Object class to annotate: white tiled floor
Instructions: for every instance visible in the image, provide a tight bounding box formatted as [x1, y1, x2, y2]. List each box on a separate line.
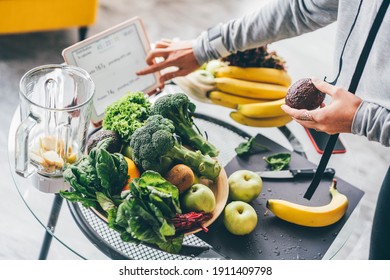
[1, 0, 389, 259]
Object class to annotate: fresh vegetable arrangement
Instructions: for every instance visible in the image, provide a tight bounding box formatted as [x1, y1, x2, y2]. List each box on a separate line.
[61, 91, 223, 254]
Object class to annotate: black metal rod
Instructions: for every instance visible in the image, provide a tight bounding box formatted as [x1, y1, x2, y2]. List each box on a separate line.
[304, 133, 339, 200]
[38, 194, 64, 260]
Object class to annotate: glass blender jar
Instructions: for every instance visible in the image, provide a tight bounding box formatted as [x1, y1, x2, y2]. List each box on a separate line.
[15, 64, 95, 193]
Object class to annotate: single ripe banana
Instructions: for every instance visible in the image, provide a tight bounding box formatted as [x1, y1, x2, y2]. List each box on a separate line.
[230, 112, 292, 127]
[215, 66, 292, 87]
[266, 179, 348, 227]
[215, 77, 288, 100]
[208, 90, 268, 105]
[237, 98, 286, 118]
[209, 97, 237, 109]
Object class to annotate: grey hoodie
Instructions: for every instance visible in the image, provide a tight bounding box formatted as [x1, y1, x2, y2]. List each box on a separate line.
[193, 0, 390, 147]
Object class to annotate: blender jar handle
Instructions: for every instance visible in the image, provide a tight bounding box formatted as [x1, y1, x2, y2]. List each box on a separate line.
[15, 113, 39, 177]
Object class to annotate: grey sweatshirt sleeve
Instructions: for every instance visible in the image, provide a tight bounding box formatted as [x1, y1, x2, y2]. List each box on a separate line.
[352, 101, 390, 147]
[193, 0, 339, 65]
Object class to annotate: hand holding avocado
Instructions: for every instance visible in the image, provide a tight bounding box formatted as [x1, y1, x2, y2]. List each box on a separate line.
[281, 77, 363, 134]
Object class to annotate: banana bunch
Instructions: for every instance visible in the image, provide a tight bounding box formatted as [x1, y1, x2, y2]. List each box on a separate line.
[206, 64, 293, 127]
[267, 179, 349, 227]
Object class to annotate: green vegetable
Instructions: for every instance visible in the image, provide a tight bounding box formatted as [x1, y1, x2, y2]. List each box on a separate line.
[60, 139, 129, 209]
[102, 92, 151, 143]
[263, 152, 291, 171]
[152, 93, 219, 157]
[130, 115, 221, 180]
[113, 171, 183, 254]
[235, 136, 269, 156]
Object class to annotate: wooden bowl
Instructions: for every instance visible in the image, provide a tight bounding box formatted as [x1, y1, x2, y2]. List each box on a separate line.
[90, 167, 229, 236]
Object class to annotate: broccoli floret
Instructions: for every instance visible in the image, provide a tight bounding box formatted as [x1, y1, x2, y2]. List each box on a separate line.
[103, 92, 151, 143]
[152, 93, 219, 157]
[130, 115, 221, 180]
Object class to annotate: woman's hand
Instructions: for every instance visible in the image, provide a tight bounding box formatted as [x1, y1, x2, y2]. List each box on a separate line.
[281, 78, 363, 134]
[136, 39, 201, 89]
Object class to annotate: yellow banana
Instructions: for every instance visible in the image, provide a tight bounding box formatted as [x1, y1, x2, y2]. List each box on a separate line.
[208, 90, 267, 105]
[266, 179, 348, 227]
[237, 98, 286, 118]
[230, 112, 292, 127]
[209, 97, 237, 109]
[215, 66, 292, 87]
[215, 77, 288, 100]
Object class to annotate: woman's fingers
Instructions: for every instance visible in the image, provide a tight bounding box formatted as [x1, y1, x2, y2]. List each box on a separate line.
[281, 105, 316, 122]
[159, 68, 189, 83]
[144, 48, 172, 65]
[154, 41, 171, 48]
[311, 77, 335, 97]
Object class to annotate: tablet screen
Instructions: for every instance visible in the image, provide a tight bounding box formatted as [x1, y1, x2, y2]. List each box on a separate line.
[62, 17, 159, 124]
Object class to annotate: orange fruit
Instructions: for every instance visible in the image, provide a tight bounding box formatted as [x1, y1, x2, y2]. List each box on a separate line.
[123, 156, 140, 190]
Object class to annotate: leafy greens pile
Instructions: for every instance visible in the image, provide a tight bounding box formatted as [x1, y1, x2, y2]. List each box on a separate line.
[60, 139, 128, 209]
[100, 171, 184, 254]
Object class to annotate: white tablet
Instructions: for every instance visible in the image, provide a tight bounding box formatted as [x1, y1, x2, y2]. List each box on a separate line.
[62, 17, 160, 126]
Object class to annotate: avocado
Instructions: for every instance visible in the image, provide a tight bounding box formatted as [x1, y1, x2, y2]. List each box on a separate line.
[285, 78, 325, 110]
[86, 130, 122, 154]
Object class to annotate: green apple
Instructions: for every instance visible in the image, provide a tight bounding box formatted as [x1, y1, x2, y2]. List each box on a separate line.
[228, 170, 262, 202]
[223, 201, 258, 235]
[181, 183, 216, 213]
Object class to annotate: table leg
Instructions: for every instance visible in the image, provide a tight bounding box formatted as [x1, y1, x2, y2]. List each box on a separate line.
[38, 194, 64, 260]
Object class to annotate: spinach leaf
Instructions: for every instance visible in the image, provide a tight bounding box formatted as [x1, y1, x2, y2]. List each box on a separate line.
[92, 149, 128, 197]
[59, 191, 96, 208]
[96, 192, 118, 229]
[235, 137, 269, 157]
[263, 152, 291, 171]
[61, 145, 129, 207]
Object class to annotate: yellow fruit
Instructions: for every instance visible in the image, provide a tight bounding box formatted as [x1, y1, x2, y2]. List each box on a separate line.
[237, 98, 286, 118]
[66, 153, 77, 164]
[209, 97, 237, 109]
[215, 66, 292, 87]
[230, 112, 292, 127]
[123, 156, 140, 190]
[266, 179, 348, 227]
[208, 90, 267, 105]
[215, 77, 288, 100]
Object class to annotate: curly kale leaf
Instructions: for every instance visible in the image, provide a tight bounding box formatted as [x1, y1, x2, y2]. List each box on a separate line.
[102, 92, 151, 143]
